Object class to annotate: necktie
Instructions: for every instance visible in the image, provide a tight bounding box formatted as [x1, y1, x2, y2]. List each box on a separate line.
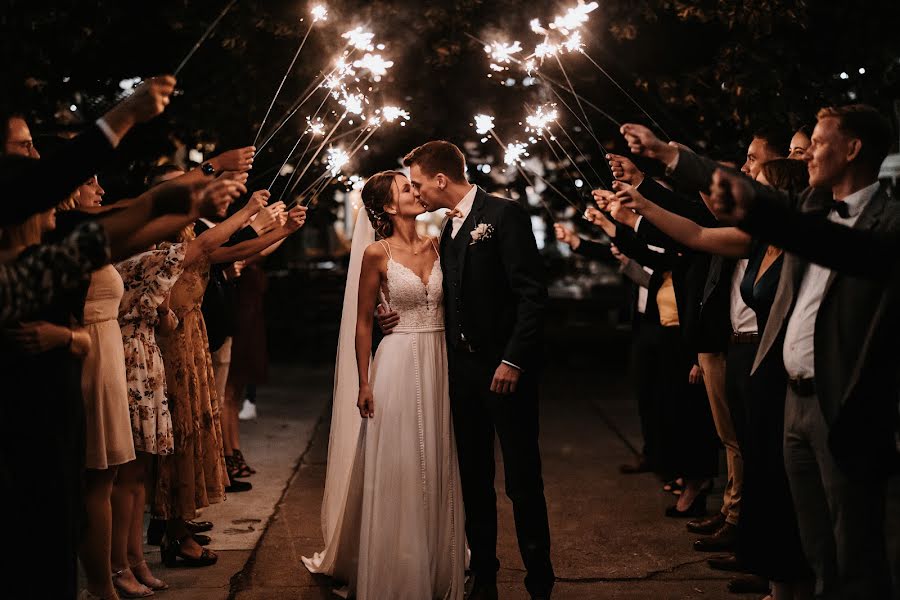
[824, 200, 850, 218]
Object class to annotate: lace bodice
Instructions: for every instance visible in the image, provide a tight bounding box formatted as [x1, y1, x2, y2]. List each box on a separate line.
[379, 240, 444, 333]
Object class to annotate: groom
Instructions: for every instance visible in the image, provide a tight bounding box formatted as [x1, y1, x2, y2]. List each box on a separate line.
[382, 140, 554, 599]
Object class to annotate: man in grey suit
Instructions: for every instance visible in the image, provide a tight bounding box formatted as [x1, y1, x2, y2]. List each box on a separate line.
[620, 104, 897, 599]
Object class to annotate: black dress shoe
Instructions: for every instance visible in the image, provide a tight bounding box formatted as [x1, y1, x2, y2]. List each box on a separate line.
[193, 533, 211, 546]
[467, 578, 498, 600]
[693, 522, 737, 552]
[185, 520, 214, 533]
[226, 477, 252, 493]
[665, 492, 707, 518]
[686, 511, 726, 535]
[707, 554, 746, 573]
[728, 574, 769, 594]
[619, 456, 653, 474]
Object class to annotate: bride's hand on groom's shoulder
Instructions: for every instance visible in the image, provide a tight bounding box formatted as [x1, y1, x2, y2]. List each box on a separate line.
[375, 304, 399, 335]
[357, 384, 375, 418]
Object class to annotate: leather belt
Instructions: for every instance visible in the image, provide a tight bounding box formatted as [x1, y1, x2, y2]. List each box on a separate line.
[730, 331, 759, 345]
[787, 377, 816, 397]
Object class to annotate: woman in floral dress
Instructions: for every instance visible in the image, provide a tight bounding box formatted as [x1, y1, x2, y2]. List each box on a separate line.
[109, 242, 187, 594]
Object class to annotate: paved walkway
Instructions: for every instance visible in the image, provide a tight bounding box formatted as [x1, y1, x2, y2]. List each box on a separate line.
[138, 356, 900, 599]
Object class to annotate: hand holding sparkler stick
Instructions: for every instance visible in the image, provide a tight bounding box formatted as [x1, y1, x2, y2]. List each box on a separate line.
[606, 154, 644, 186]
[103, 76, 177, 139]
[554, 223, 582, 250]
[620, 123, 678, 164]
[208, 146, 256, 173]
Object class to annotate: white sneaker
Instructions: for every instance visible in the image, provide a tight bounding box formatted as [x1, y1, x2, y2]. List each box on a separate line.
[238, 398, 257, 421]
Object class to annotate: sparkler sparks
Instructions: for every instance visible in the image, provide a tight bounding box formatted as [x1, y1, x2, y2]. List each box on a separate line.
[550, 1, 599, 34]
[306, 116, 326, 136]
[504, 142, 530, 166]
[562, 30, 584, 53]
[474, 114, 495, 135]
[381, 106, 411, 122]
[352, 53, 394, 79]
[534, 41, 560, 60]
[342, 27, 375, 51]
[525, 104, 559, 135]
[339, 92, 365, 115]
[484, 40, 522, 71]
[530, 19, 548, 35]
[326, 147, 350, 176]
[310, 4, 328, 22]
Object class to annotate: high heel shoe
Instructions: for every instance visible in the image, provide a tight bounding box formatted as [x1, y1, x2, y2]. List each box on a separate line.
[130, 560, 168, 591]
[161, 534, 218, 568]
[233, 449, 256, 476]
[112, 568, 154, 598]
[665, 492, 708, 518]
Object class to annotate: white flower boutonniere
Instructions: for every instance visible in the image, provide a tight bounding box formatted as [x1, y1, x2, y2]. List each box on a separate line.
[470, 222, 495, 245]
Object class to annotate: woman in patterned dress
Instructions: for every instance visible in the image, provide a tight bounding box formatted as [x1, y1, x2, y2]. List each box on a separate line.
[109, 242, 187, 594]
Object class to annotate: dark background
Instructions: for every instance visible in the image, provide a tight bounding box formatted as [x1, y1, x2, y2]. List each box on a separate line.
[3, 0, 899, 359]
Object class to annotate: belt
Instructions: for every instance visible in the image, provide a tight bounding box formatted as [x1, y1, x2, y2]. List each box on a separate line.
[787, 377, 816, 397]
[730, 331, 759, 345]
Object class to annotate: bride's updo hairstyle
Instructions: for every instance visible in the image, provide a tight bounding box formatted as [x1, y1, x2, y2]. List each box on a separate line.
[360, 170, 402, 238]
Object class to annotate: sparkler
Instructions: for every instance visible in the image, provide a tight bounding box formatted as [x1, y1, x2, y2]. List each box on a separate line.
[173, 0, 238, 76]
[326, 147, 351, 176]
[252, 3, 328, 147]
[484, 40, 523, 72]
[342, 27, 375, 51]
[352, 53, 395, 80]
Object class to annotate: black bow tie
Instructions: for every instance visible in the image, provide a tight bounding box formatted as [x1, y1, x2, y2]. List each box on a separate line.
[824, 200, 850, 219]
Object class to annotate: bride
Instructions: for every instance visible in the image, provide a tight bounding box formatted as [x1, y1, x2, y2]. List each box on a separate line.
[302, 171, 465, 599]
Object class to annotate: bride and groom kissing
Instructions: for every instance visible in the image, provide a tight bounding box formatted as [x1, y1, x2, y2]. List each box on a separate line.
[302, 141, 555, 599]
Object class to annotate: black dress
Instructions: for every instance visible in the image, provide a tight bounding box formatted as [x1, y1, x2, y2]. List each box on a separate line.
[736, 241, 812, 582]
[0, 244, 88, 599]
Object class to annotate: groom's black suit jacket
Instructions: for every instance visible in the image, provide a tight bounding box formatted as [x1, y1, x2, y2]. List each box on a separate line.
[440, 188, 548, 371]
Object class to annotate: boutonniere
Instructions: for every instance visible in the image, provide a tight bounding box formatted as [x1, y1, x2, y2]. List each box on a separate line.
[469, 222, 495, 245]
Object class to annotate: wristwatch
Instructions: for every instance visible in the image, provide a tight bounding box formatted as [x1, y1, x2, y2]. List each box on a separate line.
[201, 161, 216, 176]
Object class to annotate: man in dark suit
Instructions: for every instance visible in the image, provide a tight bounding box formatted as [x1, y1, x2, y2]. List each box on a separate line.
[622, 104, 897, 599]
[399, 141, 554, 599]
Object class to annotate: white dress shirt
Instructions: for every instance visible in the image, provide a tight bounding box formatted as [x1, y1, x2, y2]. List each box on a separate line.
[730, 258, 758, 333]
[449, 185, 478, 239]
[95, 118, 121, 148]
[782, 182, 880, 378]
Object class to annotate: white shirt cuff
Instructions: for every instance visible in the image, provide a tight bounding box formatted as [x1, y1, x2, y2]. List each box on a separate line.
[502, 360, 523, 372]
[633, 215, 643, 232]
[95, 118, 121, 148]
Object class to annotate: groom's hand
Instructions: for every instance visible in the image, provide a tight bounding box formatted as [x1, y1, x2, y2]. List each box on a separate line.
[375, 304, 399, 335]
[491, 363, 520, 395]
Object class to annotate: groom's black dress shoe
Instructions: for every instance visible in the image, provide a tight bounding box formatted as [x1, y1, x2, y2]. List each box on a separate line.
[467, 578, 498, 600]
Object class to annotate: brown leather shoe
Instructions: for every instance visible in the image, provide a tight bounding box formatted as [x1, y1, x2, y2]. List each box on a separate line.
[693, 522, 737, 552]
[686, 511, 726, 535]
[707, 554, 745, 573]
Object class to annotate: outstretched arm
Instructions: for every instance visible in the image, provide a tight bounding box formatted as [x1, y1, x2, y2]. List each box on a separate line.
[615, 181, 752, 258]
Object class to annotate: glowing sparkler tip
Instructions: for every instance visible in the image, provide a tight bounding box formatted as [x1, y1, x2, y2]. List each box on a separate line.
[504, 142, 529, 166]
[474, 114, 495, 135]
[326, 147, 351, 176]
[525, 104, 559, 135]
[550, 1, 599, 34]
[339, 92, 366, 116]
[353, 53, 395, 78]
[381, 106, 411, 123]
[530, 19, 548, 35]
[306, 116, 326, 136]
[310, 4, 328, 22]
[484, 40, 523, 69]
[342, 27, 376, 51]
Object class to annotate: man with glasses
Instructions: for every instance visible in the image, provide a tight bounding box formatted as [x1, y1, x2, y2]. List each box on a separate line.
[2, 113, 40, 158]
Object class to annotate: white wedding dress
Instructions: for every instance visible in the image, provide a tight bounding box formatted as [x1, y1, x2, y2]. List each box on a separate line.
[302, 212, 465, 600]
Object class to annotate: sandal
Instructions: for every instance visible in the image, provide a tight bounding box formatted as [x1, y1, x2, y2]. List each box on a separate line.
[130, 560, 168, 591]
[226, 455, 252, 479]
[112, 568, 154, 598]
[161, 534, 218, 568]
[234, 449, 256, 474]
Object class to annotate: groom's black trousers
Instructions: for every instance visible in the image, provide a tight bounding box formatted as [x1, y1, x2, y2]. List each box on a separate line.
[448, 348, 555, 595]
